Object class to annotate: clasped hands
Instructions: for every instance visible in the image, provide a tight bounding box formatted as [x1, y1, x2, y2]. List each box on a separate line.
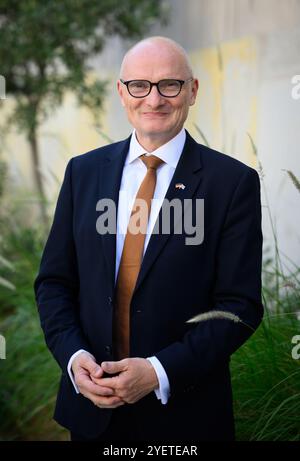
[72, 352, 159, 409]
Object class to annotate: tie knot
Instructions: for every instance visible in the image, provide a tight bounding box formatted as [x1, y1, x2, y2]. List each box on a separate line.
[140, 154, 164, 170]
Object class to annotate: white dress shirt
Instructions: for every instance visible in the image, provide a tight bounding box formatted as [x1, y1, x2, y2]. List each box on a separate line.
[68, 128, 186, 405]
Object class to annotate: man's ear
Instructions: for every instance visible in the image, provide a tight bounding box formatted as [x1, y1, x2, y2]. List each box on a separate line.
[189, 78, 199, 106]
[117, 80, 126, 107]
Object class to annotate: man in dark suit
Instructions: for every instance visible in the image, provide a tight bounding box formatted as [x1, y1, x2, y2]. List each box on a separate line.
[34, 36, 263, 441]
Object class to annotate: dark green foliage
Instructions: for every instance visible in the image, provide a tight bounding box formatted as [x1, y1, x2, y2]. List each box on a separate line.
[0, 226, 67, 440]
[0, 0, 166, 132]
[232, 315, 300, 441]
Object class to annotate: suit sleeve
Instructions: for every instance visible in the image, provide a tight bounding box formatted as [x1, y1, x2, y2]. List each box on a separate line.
[34, 159, 91, 373]
[156, 168, 264, 395]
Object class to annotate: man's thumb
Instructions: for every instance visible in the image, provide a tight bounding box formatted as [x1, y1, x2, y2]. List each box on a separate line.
[85, 358, 102, 378]
[101, 360, 124, 374]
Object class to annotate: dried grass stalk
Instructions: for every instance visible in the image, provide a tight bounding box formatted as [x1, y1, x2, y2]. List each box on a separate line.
[187, 310, 255, 331]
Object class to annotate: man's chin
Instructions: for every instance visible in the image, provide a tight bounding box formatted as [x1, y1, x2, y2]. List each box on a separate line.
[141, 130, 171, 140]
[139, 123, 173, 137]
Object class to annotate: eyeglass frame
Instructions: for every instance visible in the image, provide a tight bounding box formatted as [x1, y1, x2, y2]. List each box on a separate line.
[119, 77, 194, 98]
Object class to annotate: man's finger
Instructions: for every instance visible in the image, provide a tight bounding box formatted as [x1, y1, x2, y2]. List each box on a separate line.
[96, 401, 125, 409]
[94, 395, 124, 407]
[72, 351, 103, 379]
[83, 359, 103, 378]
[92, 376, 119, 388]
[78, 377, 114, 396]
[82, 391, 124, 408]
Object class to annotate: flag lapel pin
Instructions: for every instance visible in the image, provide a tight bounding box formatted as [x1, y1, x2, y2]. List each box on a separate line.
[175, 183, 186, 190]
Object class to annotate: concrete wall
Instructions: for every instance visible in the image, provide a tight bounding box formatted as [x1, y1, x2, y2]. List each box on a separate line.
[1, 0, 299, 269]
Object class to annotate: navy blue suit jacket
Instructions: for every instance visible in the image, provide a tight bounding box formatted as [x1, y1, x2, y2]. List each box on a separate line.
[34, 131, 263, 440]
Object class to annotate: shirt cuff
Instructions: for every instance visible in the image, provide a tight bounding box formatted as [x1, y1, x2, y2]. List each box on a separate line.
[67, 349, 95, 394]
[146, 356, 170, 405]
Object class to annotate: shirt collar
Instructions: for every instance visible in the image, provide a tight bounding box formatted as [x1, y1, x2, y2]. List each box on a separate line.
[126, 128, 186, 169]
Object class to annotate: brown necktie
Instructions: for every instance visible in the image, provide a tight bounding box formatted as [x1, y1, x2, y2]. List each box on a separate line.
[113, 154, 164, 360]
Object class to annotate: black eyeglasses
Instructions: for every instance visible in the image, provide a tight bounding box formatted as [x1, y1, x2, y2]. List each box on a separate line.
[120, 78, 194, 98]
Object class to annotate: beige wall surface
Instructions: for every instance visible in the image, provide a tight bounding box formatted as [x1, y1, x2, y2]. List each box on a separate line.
[1, 0, 299, 268]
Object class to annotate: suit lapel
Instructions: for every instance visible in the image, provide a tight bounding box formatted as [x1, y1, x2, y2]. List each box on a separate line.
[98, 136, 131, 290]
[134, 131, 203, 294]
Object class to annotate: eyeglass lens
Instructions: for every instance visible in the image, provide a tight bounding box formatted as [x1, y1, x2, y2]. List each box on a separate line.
[128, 79, 181, 97]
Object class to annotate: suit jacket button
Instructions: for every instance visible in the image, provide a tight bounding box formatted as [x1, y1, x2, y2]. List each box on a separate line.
[105, 345, 112, 355]
[108, 297, 113, 306]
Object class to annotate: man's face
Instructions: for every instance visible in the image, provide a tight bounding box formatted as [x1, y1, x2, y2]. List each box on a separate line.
[117, 45, 198, 145]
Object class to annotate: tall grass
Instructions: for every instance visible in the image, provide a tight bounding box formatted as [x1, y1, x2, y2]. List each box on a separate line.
[0, 227, 68, 440]
[230, 135, 300, 441]
[231, 302, 300, 440]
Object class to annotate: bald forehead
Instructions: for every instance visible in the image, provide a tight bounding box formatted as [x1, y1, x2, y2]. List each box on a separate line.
[120, 37, 193, 79]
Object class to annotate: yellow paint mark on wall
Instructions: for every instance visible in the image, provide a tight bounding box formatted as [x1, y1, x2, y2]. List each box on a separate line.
[188, 36, 258, 164]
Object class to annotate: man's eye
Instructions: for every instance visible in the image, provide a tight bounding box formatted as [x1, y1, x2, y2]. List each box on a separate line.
[166, 81, 178, 88]
[131, 82, 147, 89]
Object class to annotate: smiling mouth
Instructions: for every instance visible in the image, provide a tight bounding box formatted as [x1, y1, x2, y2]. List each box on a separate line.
[142, 112, 169, 117]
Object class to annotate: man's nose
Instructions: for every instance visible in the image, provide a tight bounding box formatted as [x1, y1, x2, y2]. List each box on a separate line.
[145, 85, 165, 107]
